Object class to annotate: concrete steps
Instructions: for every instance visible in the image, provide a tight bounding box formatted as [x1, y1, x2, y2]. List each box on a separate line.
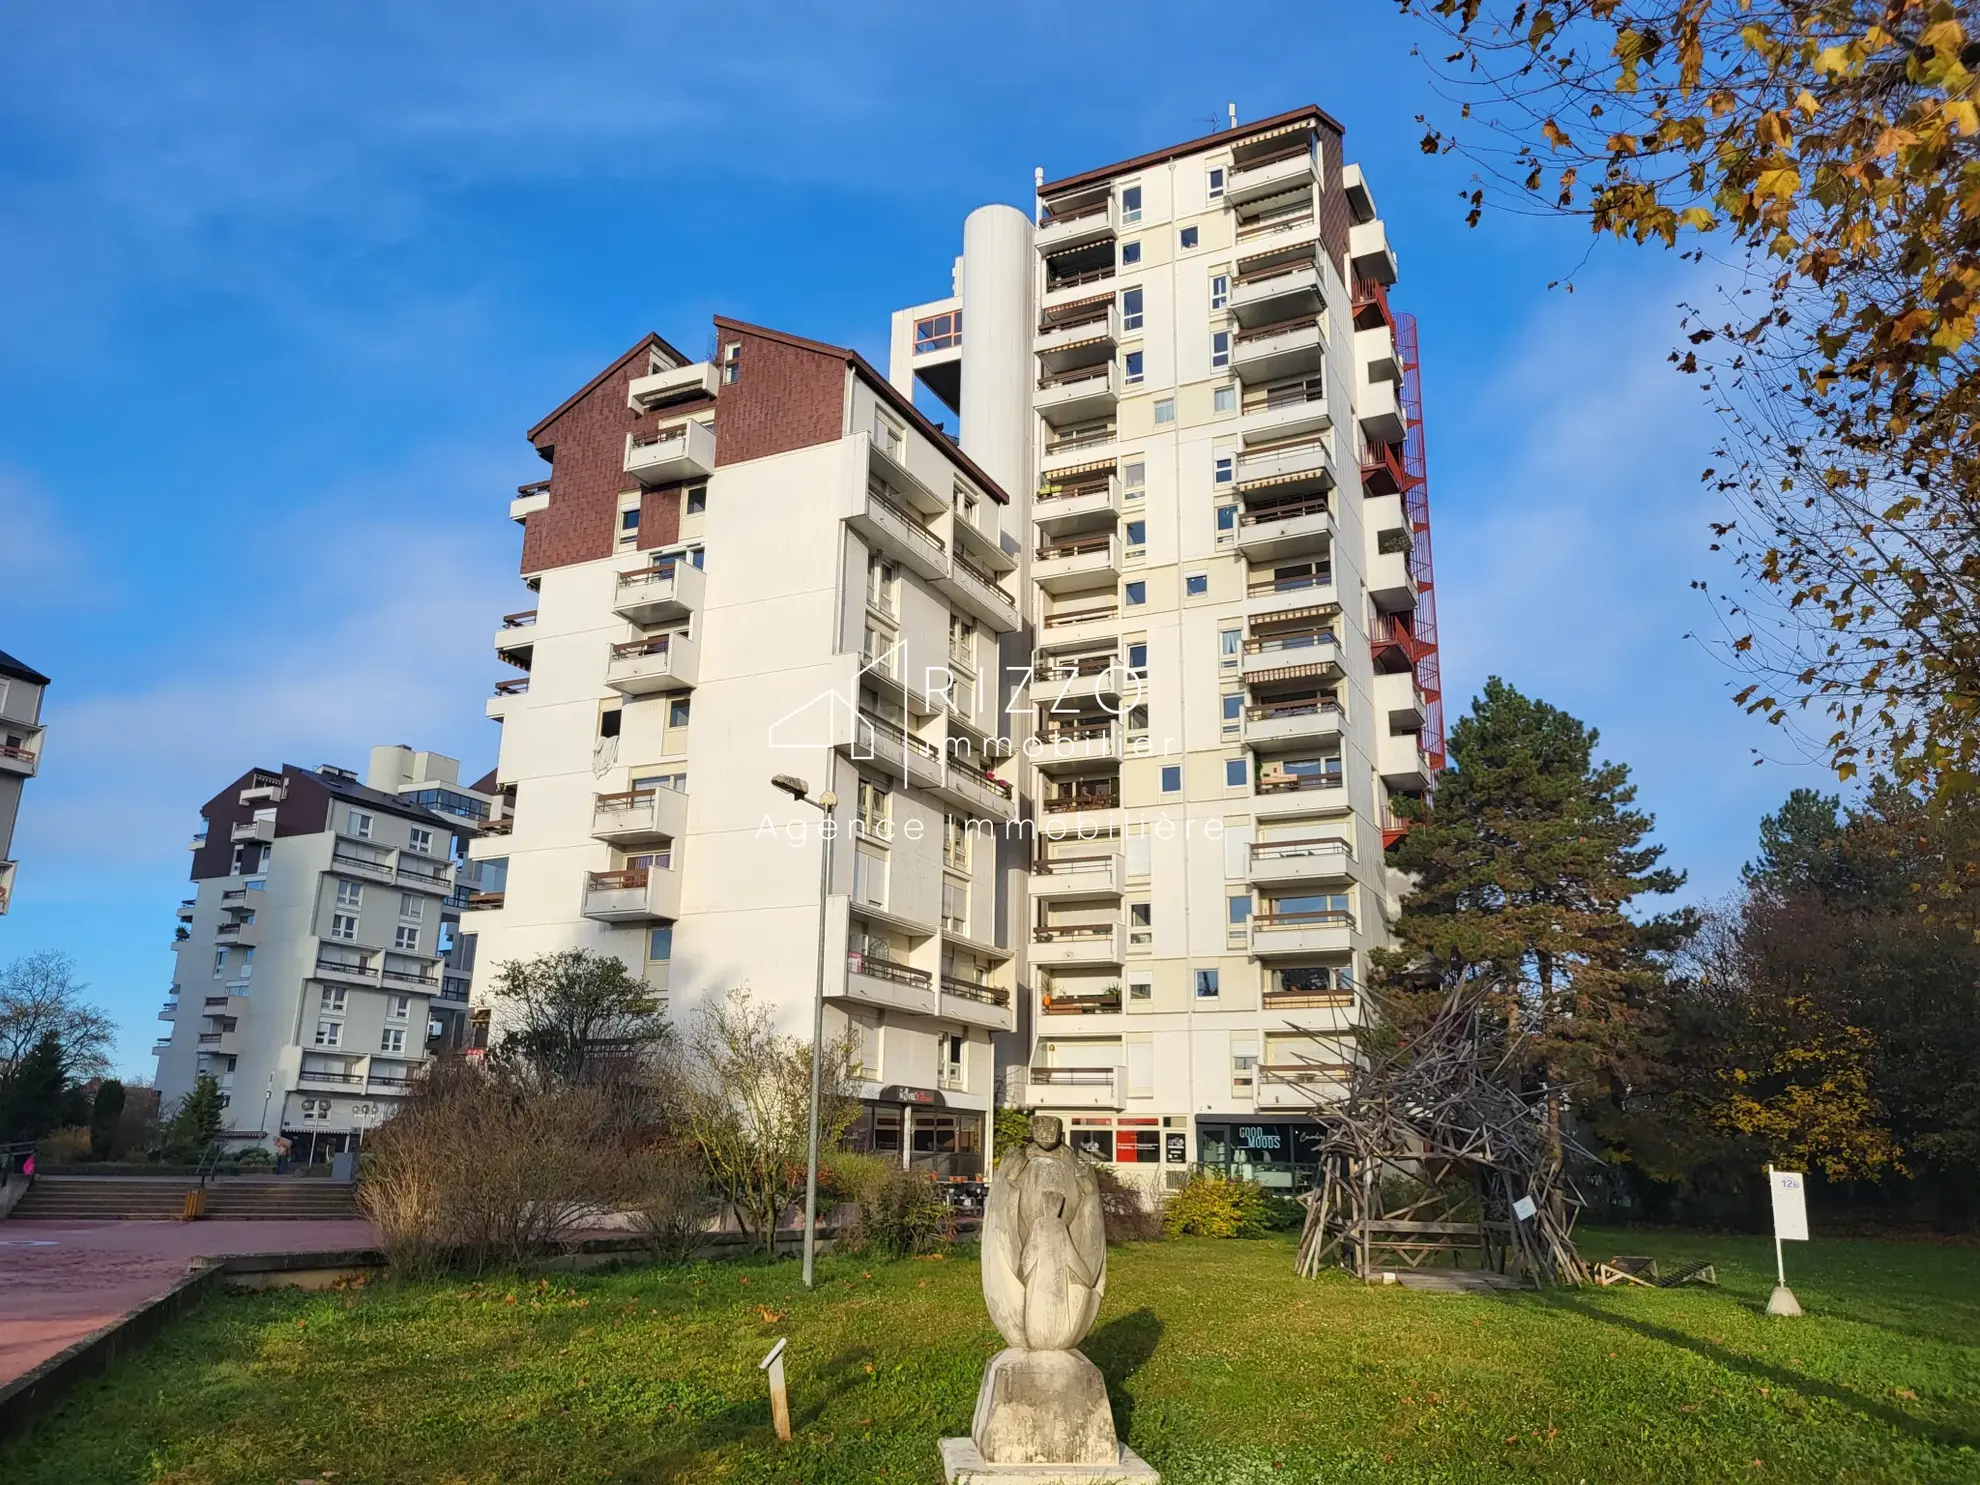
[7, 1175, 361, 1222]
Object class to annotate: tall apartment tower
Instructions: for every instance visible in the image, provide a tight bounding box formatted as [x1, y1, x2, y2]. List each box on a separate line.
[154, 754, 490, 1160]
[465, 320, 1027, 1179]
[890, 105, 1443, 1187]
[0, 649, 51, 915]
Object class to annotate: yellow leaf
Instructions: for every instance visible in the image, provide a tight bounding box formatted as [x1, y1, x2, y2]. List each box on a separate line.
[1679, 206, 1717, 231]
[1542, 118, 1573, 150]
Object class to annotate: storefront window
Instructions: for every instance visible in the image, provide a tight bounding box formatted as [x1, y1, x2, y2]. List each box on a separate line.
[1070, 1120, 1114, 1161]
[1115, 1121, 1159, 1163]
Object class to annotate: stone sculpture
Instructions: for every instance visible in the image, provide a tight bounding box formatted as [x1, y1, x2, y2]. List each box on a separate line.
[940, 1114, 1158, 1483]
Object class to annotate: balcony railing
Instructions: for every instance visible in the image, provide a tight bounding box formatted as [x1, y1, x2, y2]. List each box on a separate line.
[1045, 263, 1116, 292]
[1256, 772, 1344, 795]
[1028, 1066, 1115, 1087]
[1042, 791, 1119, 814]
[1235, 201, 1317, 241]
[1243, 376, 1326, 415]
[1243, 628, 1337, 656]
[315, 954, 379, 979]
[466, 890, 506, 909]
[1246, 698, 1342, 723]
[1036, 534, 1114, 562]
[494, 678, 530, 696]
[586, 868, 651, 893]
[941, 976, 1011, 1007]
[1253, 909, 1355, 930]
[1033, 654, 1118, 681]
[516, 479, 550, 500]
[1235, 312, 1323, 346]
[1039, 199, 1110, 230]
[331, 851, 395, 879]
[0, 743, 36, 764]
[1044, 426, 1116, 458]
[1037, 720, 1116, 744]
[1033, 924, 1117, 943]
[1259, 1062, 1354, 1085]
[867, 486, 947, 559]
[1262, 989, 1355, 1009]
[1239, 496, 1330, 528]
[610, 637, 674, 663]
[1037, 362, 1113, 392]
[847, 952, 932, 989]
[952, 551, 1016, 605]
[298, 1069, 365, 1086]
[1042, 991, 1122, 1015]
[381, 966, 441, 988]
[500, 610, 538, 629]
[397, 861, 451, 889]
[1233, 250, 1319, 290]
[1247, 570, 1332, 597]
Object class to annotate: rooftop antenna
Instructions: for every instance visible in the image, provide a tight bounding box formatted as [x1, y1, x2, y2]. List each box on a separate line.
[1034, 166, 1044, 224]
[1228, 102, 1238, 130]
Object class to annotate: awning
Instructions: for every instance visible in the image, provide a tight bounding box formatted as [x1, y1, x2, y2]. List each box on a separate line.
[1238, 470, 1331, 494]
[1237, 244, 1320, 277]
[1251, 603, 1340, 627]
[1248, 661, 1342, 685]
[1237, 119, 1319, 148]
[1040, 457, 1117, 482]
[1040, 291, 1116, 321]
[1040, 334, 1109, 357]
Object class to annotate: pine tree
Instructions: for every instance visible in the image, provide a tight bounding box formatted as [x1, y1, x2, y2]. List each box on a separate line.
[1380, 678, 1693, 1173]
[89, 1080, 126, 1159]
[0, 1031, 68, 1143]
[166, 1074, 226, 1159]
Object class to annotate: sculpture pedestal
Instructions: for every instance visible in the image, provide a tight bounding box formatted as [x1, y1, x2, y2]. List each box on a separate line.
[970, 1347, 1116, 1465]
[940, 1437, 1160, 1484]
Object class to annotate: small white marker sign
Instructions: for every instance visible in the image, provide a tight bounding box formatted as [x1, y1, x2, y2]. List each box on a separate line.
[1511, 1195, 1537, 1222]
[1770, 1168, 1809, 1242]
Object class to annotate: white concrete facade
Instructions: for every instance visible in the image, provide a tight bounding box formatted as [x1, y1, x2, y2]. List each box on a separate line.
[0, 650, 51, 916]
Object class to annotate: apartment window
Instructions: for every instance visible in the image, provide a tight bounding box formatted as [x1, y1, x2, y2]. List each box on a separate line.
[1124, 580, 1147, 607]
[648, 925, 673, 962]
[668, 697, 692, 728]
[1124, 350, 1144, 386]
[686, 545, 705, 568]
[1129, 976, 1153, 1002]
[1120, 240, 1141, 267]
[230, 844, 245, 876]
[335, 880, 362, 909]
[941, 878, 968, 933]
[320, 987, 347, 1013]
[685, 485, 707, 515]
[1154, 398, 1176, 425]
[1210, 272, 1229, 309]
[600, 707, 623, 740]
[1122, 288, 1144, 333]
[1211, 330, 1231, 369]
[1207, 166, 1226, 201]
[873, 412, 905, 461]
[1216, 507, 1238, 545]
[1222, 694, 1243, 734]
[238, 948, 254, 978]
[394, 924, 421, 952]
[314, 1019, 342, 1048]
[388, 994, 411, 1021]
[1214, 385, 1237, 414]
[1195, 968, 1221, 999]
[380, 1027, 407, 1055]
[1126, 704, 1149, 735]
[1179, 225, 1198, 249]
[1121, 184, 1142, 223]
[407, 827, 433, 855]
[944, 814, 972, 872]
[620, 506, 640, 532]
[856, 778, 890, 837]
[721, 341, 741, 384]
[1126, 642, 1148, 678]
[852, 846, 888, 907]
[1185, 572, 1209, 598]
[1226, 758, 1249, 788]
[1124, 519, 1147, 550]
[1129, 901, 1153, 948]
[330, 913, 357, 941]
[1123, 460, 1146, 494]
[866, 552, 898, 617]
[399, 893, 424, 921]
[1160, 765, 1182, 793]
[954, 482, 981, 527]
[256, 844, 271, 873]
[347, 810, 372, 840]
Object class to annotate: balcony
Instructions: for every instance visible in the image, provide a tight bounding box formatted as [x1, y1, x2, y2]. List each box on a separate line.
[510, 479, 551, 523]
[1034, 533, 1121, 594]
[330, 849, 396, 881]
[1034, 471, 1121, 530]
[1257, 1062, 1352, 1109]
[623, 420, 716, 487]
[1378, 734, 1435, 794]
[1031, 922, 1125, 966]
[612, 557, 706, 626]
[941, 756, 1018, 823]
[1231, 254, 1323, 327]
[604, 633, 699, 695]
[1029, 853, 1125, 899]
[1234, 190, 1318, 247]
[1349, 218, 1399, 286]
[1254, 770, 1346, 817]
[1248, 836, 1354, 886]
[214, 919, 261, 949]
[1031, 718, 1120, 769]
[380, 961, 442, 989]
[1018, 1065, 1122, 1111]
[314, 953, 381, 985]
[1232, 313, 1325, 383]
[1356, 321, 1401, 385]
[1041, 426, 1118, 475]
[159, 1001, 177, 1021]
[1036, 363, 1121, 427]
[488, 676, 529, 718]
[465, 890, 506, 911]
[1037, 600, 1121, 648]
[844, 712, 945, 793]
[1237, 435, 1334, 497]
[851, 482, 949, 582]
[0, 732, 42, 777]
[1228, 142, 1319, 205]
[1235, 496, 1332, 563]
[837, 950, 938, 1014]
[1039, 789, 1122, 839]
[396, 857, 453, 894]
[627, 361, 718, 412]
[1373, 669, 1427, 733]
[592, 786, 689, 847]
[581, 866, 681, 923]
[1035, 299, 1121, 364]
[1042, 987, 1122, 1016]
[1246, 696, 1346, 749]
[1250, 909, 1356, 957]
[1241, 628, 1341, 681]
[1042, 260, 1117, 310]
[1036, 197, 1118, 254]
[1240, 376, 1330, 446]
[1367, 540, 1418, 614]
[297, 1064, 365, 1089]
[1032, 653, 1124, 709]
[230, 817, 275, 845]
[939, 975, 1015, 1033]
[940, 551, 1020, 633]
[1358, 379, 1408, 446]
[1263, 987, 1356, 1014]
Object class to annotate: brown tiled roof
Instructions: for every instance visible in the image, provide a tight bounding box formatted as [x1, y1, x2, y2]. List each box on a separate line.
[526, 331, 693, 445]
[1039, 104, 1344, 197]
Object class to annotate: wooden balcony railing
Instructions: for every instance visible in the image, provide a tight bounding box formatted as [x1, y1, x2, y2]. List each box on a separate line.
[516, 479, 550, 498]
[1038, 362, 1113, 391]
[847, 952, 932, 989]
[1233, 251, 1319, 289]
[586, 869, 651, 892]
[1235, 312, 1323, 345]
[1040, 199, 1109, 228]
[1246, 698, 1342, 723]
[1033, 923, 1117, 942]
[466, 891, 506, 909]
[1043, 992, 1122, 1015]
[1033, 654, 1117, 680]
[500, 609, 537, 629]
[1028, 1066, 1114, 1086]
[1037, 535, 1113, 561]
[1246, 570, 1332, 597]
[1252, 909, 1355, 929]
[1042, 792, 1119, 814]
[1239, 496, 1330, 527]
[941, 976, 1011, 1007]
[0, 743, 36, 763]
[1243, 628, 1337, 655]
[1262, 989, 1355, 1009]
[1045, 264, 1116, 292]
[609, 637, 673, 661]
[1256, 773, 1344, 795]
[494, 677, 530, 696]
[617, 558, 681, 588]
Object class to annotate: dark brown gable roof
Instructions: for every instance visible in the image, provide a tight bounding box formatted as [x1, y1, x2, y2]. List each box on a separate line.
[0, 650, 50, 686]
[526, 330, 693, 445]
[1040, 104, 1345, 196]
[710, 316, 1012, 504]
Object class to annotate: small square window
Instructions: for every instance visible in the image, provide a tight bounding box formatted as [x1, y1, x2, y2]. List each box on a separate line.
[1213, 385, 1236, 413]
[1123, 460, 1146, 492]
[1160, 765, 1182, 793]
[1222, 694, 1243, 722]
[621, 507, 640, 531]
[648, 925, 673, 961]
[686, 485, 706, 515]
[1125, 580, 1147, 606]
[1185, 572, 1209, 597]
[394, 924, 421, 951]
[1129, 978, 1153, 1001]
[1213, 454, 1234, 485]
[1225, 758, 1248, 788]
[1121, 184, 1143, 223]
[1125, 519, 1147, 547]
[1211, 331, 1230, 369]
[1216, 504, 1237, 532]
[1210, 273, 1229, 309]
[407, 827, 433, 855]
[1121, 240, 1142, 266]
[1227, 894, 1251, 924]
[1124, 350, 1144, 386]
[1127, 642, 1148, 675]
[348, 810, 372, 840]
[1195, 969, 1221, 999]
[1154, 398, 1176, 425]
[1179, 225, 1198, 249]
[669, 697, 692, 728]
[1207, 167, 1226, 201]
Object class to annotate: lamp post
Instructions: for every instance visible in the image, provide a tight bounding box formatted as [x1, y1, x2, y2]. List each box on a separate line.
[772, 773, 838, 1289]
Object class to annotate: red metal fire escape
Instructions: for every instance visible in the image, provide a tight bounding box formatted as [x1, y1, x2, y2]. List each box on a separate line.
[1354, 285, 1445, 848]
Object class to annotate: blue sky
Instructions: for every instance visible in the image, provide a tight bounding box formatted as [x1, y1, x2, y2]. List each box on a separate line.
[0, 2, 1822, 1077]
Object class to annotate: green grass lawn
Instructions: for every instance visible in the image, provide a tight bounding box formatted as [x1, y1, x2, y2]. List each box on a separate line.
[7, 1228, 1978, 1484]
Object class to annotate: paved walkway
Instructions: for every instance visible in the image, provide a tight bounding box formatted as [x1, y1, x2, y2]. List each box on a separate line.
[0, 1219, 379, 1388]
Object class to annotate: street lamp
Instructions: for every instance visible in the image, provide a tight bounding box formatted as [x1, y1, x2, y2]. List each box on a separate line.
[772, 773, 838, 1289]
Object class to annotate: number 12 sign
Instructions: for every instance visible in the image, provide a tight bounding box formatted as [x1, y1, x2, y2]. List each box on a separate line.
[1769, 1168, 1809, 1242]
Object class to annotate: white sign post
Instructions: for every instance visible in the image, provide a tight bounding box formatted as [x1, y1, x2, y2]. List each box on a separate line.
[1766, 1166, 1808, 1316]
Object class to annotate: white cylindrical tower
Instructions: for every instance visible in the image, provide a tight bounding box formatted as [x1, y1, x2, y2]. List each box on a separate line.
[958, 204, 1035, 501]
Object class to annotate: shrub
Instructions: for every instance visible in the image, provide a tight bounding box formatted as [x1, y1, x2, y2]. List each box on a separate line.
[842, 1166, 955, 1259]
[1261, 1192, 1306, 1232]
[992, 1108, 1034, 1161]
[235, 1147, 274, 1170]
[36, 1126, 91, 1164]
[1095, 1164, 1163, 1243]
[1162, 1173, 1273, 1239]
[820, 1150, 897, 1207]
[629, 1142, 712, 1263]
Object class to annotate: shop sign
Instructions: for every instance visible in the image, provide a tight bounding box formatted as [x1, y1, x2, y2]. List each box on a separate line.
[880, 1085, 940, 1106]
[1164, 1132, 1187, 1164]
